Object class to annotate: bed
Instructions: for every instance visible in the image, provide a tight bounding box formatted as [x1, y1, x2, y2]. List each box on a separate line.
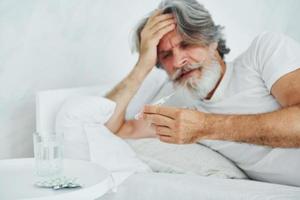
[36, 79, 300, 200]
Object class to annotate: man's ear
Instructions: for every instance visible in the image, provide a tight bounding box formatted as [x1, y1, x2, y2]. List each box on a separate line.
[209, 42, 218, 52]
[208, 42, 218, 57]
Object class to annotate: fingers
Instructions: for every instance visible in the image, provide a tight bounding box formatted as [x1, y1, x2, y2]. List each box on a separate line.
[150, 18, 175, 34]
[156, 125, 173, 136]
[153, 23, 175, 41]
[146, 9, 163, 25]
[147, 9, 163, 21]
[143, 10, 175, 41]
[143, 113, 174, 127]
[158, 135, 174, 143]
[147, 10, 173, 28]
[148, 14, 174, 30]
[143, 105, 178, 119]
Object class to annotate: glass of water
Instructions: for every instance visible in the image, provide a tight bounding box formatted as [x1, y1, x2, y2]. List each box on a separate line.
[33, 132, 64, 178]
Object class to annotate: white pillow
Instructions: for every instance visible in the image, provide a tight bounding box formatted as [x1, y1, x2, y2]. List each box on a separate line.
[56, 95, 247, 181]
[55, 95, 151, 173]
[126, 138, 247, 179]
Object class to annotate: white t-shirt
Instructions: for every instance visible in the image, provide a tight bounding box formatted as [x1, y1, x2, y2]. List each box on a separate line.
[196, 32, 300, 186]
[131, 32, 300, 186]
[150, 32, 300, 111]
[196, 31, 300, 114]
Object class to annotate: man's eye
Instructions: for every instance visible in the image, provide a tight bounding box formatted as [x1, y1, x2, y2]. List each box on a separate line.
[162, 53, 171, 59]
[181, 43, 190, 49]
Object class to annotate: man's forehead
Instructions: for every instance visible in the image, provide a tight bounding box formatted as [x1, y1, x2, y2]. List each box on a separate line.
[158, 30, 183, 52]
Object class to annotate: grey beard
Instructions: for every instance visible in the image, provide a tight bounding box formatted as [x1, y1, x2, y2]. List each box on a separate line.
[172, 59, 222, 100]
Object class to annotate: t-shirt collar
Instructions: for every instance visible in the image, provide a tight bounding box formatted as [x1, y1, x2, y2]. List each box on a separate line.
[202, 62, 233, 103]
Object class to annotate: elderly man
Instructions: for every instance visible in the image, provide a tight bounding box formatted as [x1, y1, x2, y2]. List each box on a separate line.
[105, 0, 300, 148]
[100, 0, 300, 186]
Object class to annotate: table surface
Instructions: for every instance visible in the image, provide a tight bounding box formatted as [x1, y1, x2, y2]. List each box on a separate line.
[0, 158, 114, 200]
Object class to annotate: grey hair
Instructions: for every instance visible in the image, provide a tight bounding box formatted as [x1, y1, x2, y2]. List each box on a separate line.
[131, 0, 230, 67]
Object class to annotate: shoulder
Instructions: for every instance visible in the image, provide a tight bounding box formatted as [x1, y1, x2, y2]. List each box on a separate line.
[251, 31, 300, 63]
[235, 32, 299, 67]
[254, 31, 287, 42]
[249, 32, 300, 91]
[251, 31, 292, 52]
[239, 32, 290, 58]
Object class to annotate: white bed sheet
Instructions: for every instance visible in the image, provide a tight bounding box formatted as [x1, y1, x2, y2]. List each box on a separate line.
[99, 172, 300, 200]
[40, 72, 300, 200]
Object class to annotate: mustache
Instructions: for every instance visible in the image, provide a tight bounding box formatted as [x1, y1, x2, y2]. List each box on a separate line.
[171, 62, 203, 81]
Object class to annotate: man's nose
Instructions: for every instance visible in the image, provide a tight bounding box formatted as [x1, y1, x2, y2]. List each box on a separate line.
[173, 50, 188, 69]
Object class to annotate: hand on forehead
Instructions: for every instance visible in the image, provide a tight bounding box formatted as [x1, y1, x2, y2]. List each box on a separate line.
[158, 28, 181, 49]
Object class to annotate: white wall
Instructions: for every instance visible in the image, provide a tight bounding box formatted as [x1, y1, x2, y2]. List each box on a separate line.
[0, 0, 299, 159]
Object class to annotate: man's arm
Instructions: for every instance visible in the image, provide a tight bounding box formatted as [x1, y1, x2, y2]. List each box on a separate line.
[105, 11, 175, 133]
[203, 104, 300, 147]
[205, 68, 300, 147]
[116, 119, 156, 139]
[105, 65, 150, 133]
[142, 68, 300, 148]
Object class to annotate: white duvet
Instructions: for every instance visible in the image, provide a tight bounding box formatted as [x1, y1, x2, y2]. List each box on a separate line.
[55, 93, 300, 199]
[99, 172, 300, 200]
[56, 95, 246, 184]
